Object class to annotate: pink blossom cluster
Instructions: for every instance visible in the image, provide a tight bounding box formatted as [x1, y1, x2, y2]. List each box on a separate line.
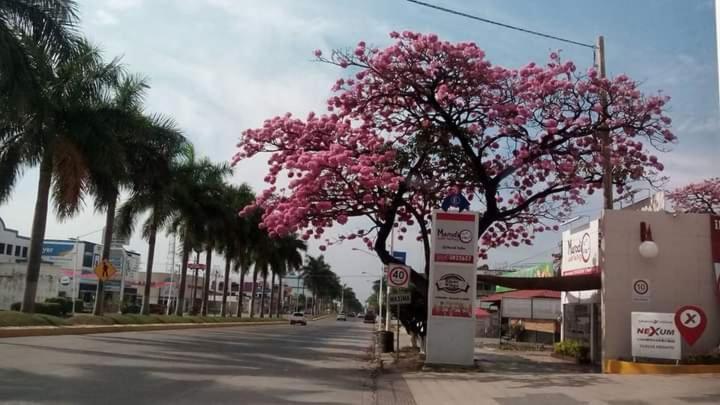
[233, 31, 676, 256]
[668, 178, 719, 215]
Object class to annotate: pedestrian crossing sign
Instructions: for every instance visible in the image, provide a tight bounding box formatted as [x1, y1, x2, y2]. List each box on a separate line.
[94, 259, 117, 281]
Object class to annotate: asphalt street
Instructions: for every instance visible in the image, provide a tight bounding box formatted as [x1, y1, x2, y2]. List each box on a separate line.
[0, 317, 376, 404]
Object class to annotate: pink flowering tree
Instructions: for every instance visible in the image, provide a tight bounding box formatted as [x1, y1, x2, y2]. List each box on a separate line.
[668, 178, 719, 215]
[233, 32, 675, 333]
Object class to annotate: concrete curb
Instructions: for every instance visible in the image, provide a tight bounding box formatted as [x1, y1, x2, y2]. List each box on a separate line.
[0, 313, 335, 338]
[0, 320, 289, 338]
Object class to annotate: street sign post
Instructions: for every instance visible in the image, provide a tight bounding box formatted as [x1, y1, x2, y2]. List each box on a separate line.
[388, 292, 412, 305]
[387, 265, 410, 288]
[388, 292, 412, 355]
[94, 259, 117, 281]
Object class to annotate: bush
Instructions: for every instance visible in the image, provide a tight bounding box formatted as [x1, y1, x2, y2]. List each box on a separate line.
[34, 302, 64, 317]
[554, 339, 590, 362]
[0, 311, 68, 327]
[10, 302, 21, 311]
[122, 304, 141, 314]
[45, 297, 73, 316]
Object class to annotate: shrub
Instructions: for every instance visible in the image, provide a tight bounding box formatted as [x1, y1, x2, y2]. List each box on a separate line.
[10, 302, 21, 311]
[74, 300, 84, 313]
[122, 304, 141, 314]
[45, 297, 73, 316]
[554, 339, 590, 362]
[33, 303, 64, 317]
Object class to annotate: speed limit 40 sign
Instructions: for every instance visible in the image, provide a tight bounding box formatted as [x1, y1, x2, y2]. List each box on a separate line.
[387, 265, 410, 288]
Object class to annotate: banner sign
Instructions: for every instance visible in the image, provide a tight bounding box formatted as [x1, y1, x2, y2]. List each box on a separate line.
[426, 209, 479, 366]
[388, 292, 412, 305]
[711, 216, 720, 299]
[631, 312, 680, 360]
[430, 266, 473, 317]
[561, 220, 600, 276]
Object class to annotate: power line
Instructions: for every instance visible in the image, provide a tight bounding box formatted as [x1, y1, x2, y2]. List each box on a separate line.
[406, 0, 596, 49]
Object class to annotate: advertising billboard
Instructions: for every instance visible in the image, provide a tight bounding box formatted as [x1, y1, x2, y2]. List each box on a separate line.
[561, 220, 600, 276]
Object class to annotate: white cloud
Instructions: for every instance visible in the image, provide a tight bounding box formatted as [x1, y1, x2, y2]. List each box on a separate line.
[94, 9, 118, 25]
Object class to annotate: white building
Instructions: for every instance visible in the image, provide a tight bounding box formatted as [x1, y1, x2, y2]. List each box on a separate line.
[0, 217, 30, 263]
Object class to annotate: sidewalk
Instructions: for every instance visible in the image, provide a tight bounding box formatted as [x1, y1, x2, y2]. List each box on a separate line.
[377, 329, 720, 405]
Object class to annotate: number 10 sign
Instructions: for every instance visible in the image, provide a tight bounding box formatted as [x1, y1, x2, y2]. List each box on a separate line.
[387, 265, 410, 288]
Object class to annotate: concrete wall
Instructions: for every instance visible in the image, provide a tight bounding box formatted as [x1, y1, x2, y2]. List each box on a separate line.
[601, 210, 720, 362]
[0, 263, 61, 309]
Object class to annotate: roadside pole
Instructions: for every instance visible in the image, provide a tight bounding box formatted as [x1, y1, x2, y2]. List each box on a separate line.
[596, 35, 612, 209]
[117, 255, 125, 314]
[396, 302, 400, 360]
[378, 265, 384, 331]
[72, 238, 79, 316]
[385, 229, 394, 332]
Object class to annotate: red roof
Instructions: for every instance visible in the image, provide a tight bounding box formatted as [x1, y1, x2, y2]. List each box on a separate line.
[475, 308, 491, 318]
[480, 289, 561, 302]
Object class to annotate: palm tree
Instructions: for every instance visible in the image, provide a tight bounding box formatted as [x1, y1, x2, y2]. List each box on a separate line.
[114, 119, 188, 315]
[85, 74, 164, 316]
[0, 0, 78, 113]
[215, 183, 254, 317]
[235, 241, 254, 317]
[269, 235, 306, 317]
[1, 37, 124, 312]
[302, 255, 332, 316]
[163, 148, 230, 316]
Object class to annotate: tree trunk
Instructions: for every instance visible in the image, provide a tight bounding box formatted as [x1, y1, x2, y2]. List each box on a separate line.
[141, 225, 157, 315]
[221, 256, 231, 317]
[22, 152, 53, 313]
[260, 271, 268, 318]
[237, 268, 246, 317]
[94, 195, 117, 316]
[249, 268, 258, 318]
[201, 245, 212, 316]
[269, 271, 276, 318]
[175, 239, 191, 316]
[277, 274, 283, 318]
[191, 251, 199, 313]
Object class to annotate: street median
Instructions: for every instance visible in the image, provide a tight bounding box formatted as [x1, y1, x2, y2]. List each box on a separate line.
[0, 311, 300, 338]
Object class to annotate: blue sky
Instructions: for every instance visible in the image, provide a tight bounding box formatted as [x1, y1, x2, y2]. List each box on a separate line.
[1, 0, 718, 300]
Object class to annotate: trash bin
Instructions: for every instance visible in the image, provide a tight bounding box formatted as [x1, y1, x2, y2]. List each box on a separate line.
[377, 331, 394, 353]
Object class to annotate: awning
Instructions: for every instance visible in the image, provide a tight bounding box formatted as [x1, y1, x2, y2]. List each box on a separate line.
[477, 273, 600, 292]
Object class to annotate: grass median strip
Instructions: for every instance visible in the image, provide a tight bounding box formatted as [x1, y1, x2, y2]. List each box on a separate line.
[0, 311, 286, 328]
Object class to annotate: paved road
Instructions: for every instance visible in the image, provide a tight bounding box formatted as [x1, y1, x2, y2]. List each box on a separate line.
[0, 318, 376, 404]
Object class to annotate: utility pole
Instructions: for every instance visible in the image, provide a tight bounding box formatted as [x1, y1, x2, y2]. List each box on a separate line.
[596, 35, 613, 209]
[340, 284, 345, 313]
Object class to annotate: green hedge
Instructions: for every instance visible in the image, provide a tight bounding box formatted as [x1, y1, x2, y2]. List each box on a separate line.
[1, 311, 284, 327]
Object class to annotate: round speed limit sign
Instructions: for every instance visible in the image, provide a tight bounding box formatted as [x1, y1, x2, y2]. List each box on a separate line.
[387, 265, 410, 288]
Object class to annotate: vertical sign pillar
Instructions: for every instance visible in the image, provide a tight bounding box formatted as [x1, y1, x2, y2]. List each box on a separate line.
[426, 210, 479, 366]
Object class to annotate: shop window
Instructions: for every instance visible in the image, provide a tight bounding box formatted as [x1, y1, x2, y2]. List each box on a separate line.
[0, 243, 4, 254]
[6, 244, 12, 255]
[22, 247, 27, 258]
[14, 245, 21, 256]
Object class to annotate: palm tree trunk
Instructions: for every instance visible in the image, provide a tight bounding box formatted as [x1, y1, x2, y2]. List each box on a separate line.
[260, 271, 268, 318]
[22, 152, 53, 313]
[175, 239, 191, 316]
[269, 271, 276, 318]
[191, 251, 199, 313]
[221, 256, 231, 317]
[201, 245, 212, 316]
[141, 224, 157, 315]
[237, 269, 246, 317]
[249, 268, 258, 318]
[277, 274, 283, 318]
[94, 194, 117, 316]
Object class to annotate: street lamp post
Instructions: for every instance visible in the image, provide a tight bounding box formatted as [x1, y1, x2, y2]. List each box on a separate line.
[353, 248, 384, 331]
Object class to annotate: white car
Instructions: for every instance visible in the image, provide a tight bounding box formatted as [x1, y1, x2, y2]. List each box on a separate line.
[289, 312, 307, 325]
[336, 313, 347, 321]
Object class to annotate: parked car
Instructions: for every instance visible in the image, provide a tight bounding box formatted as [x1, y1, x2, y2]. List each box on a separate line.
[363, 313, 376, 324]
[289, 312, 307, 325]
[357, 312, 365, 318]
[348, 312, 356, 318]
[336, 312, 347, 321]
